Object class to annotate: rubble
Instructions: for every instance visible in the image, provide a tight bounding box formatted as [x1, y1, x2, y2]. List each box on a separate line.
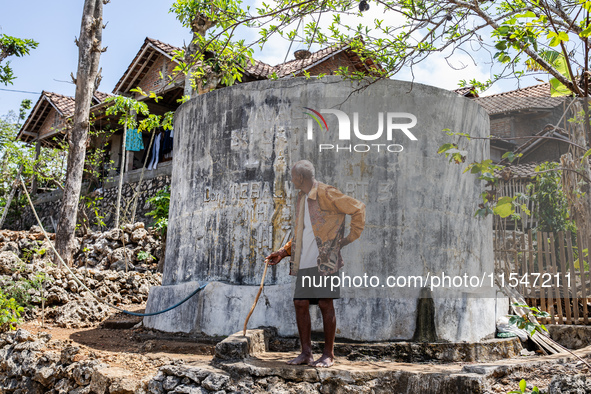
[0, 222, 163, 272]
[0, 224, 162, 329]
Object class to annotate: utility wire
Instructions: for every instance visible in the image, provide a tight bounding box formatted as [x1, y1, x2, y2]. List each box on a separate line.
[0, 88, 41, 94]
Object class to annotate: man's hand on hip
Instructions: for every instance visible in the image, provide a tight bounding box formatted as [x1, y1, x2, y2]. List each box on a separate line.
[339, 238, 351, 248]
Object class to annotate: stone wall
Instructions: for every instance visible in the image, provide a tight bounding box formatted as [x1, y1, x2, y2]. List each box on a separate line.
[3, 164, 172, 232]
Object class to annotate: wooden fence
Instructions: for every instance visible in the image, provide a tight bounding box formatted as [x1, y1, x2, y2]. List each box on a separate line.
[494, 230, 590, 325]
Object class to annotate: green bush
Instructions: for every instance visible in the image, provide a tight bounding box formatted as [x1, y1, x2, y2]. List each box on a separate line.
[146, 186, 170, 237]
[0, 290, 24, 332]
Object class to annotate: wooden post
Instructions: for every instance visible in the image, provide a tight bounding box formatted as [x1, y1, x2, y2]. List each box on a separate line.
[566, 232, 580, 322]
[31, 139, 41, 195]
[577, 232, 589, 324]
[558, 232, 572, 324]
[549, 233, 563, 324]
[542, 232, 555, 324]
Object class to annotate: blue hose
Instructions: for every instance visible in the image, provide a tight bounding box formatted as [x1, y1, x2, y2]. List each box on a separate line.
[119, 283, 208, 317]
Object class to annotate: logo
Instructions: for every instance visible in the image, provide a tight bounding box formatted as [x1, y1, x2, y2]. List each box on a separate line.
[304, 108, 417, 153]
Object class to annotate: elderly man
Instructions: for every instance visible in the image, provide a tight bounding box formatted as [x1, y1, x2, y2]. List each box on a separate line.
[266, 160, 365, 368]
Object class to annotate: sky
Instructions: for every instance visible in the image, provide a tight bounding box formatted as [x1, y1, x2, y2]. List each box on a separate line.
[0, 1, 543, 118]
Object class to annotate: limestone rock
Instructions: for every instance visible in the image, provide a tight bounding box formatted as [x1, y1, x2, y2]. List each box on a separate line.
[132, 228, 148, 243]
[201, 372, 230, 391]
[90, 366, 143, 394]
[0, 251, 21, 274]
[548, 374, 591, 393]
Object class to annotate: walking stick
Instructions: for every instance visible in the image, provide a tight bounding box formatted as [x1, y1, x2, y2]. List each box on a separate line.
[243, 259, 269, 336]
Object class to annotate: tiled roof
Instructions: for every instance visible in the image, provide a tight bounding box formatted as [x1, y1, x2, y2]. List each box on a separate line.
[494, 163, 541, 180]
[17, 90, 111, 143]
[273, 43, 349, 78]
[93, 91, 113, 103]
[475, 83, 566, 115]
[43, 91, 76, 117]
[146, 37, 178, 57]
[114, 37, 369, 93]
[454, 86, 479, 97]
[487, 82, 552, 98]
[243, 59, 274, 78]
[40, 91, 111, 118]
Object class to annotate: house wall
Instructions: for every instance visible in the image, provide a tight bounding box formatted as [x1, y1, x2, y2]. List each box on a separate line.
[490, 116, 513, 138]
[305, 51, 360, 75]
[134, 54, 177, 98]
[38, 108, 67, 139]
[522, 140, 571, 163]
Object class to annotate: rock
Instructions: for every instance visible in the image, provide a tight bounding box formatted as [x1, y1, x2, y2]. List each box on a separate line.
[70, 361, 98, 386]
[110, 259, 135, 272]
[94, 238, 111, 254]
[201, 373, 230, 392]
[131, 228, 148, 243]
[90, 366, 143, 394]
[32, 366, 56, 386]
[159, 365, 211, 385]
[45, 285, 71, 305]
[61, 345, 81, 363]
[148, 379, 164, 394]
[548, 374, 591, 393]
[105, 228, 122, 241]
[110, 247, 133, 264]
[53, 296, 111, 328]
[0, 251, 21, 274]
[0, 241, 19, 255]
[170, 385, 205, 394]
[14, 329, 33, 342]
[163, 375, 181, 390]
[134, 222, 145, 230]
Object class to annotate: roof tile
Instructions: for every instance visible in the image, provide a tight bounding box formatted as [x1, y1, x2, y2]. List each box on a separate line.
[474, 83, 566, 115]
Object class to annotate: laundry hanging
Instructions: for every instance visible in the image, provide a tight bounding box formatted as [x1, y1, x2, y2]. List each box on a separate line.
[125, 128, 144, 151]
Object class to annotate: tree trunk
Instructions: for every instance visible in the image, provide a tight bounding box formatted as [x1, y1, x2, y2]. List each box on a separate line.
[0, 165, 23, 229]
[183, 14, 216, 98]
[114, 122, 127, 229]
[55, 0, 105, 266]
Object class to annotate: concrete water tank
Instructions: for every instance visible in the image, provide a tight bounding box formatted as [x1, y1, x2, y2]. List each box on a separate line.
[144, 77, 501, 342]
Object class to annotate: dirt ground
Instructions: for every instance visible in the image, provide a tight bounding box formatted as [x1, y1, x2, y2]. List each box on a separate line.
[20, 304, 214, 381]
[19, 306, 591, 393]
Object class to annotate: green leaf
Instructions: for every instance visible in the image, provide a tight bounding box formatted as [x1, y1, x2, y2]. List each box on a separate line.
[580, 25, 591, 38]
[550, 78, 572, 97]
[493, 196, 514, 218]
[520, 379, 527, 392]
[495, 41, 507, 50]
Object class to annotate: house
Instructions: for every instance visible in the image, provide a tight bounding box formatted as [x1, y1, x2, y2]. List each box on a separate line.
[465, 83, 576, 231]
[11, 38, 379, 230]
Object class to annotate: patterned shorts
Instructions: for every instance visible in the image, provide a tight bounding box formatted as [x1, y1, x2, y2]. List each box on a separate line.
[293, 267, 340, 305]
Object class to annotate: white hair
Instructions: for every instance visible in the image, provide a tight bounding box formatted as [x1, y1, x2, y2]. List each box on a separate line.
[292, 160, 315, 180]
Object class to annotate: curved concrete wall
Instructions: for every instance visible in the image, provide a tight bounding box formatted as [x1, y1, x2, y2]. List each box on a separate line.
[144, 77, 498, 342]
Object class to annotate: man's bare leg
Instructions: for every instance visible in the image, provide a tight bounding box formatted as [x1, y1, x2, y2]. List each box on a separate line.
[287, 299, 314, 365]
[312, 298, 336, 367]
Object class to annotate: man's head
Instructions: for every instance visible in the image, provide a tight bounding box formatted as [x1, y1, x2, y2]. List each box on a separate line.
[291, 160, 315, 191]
